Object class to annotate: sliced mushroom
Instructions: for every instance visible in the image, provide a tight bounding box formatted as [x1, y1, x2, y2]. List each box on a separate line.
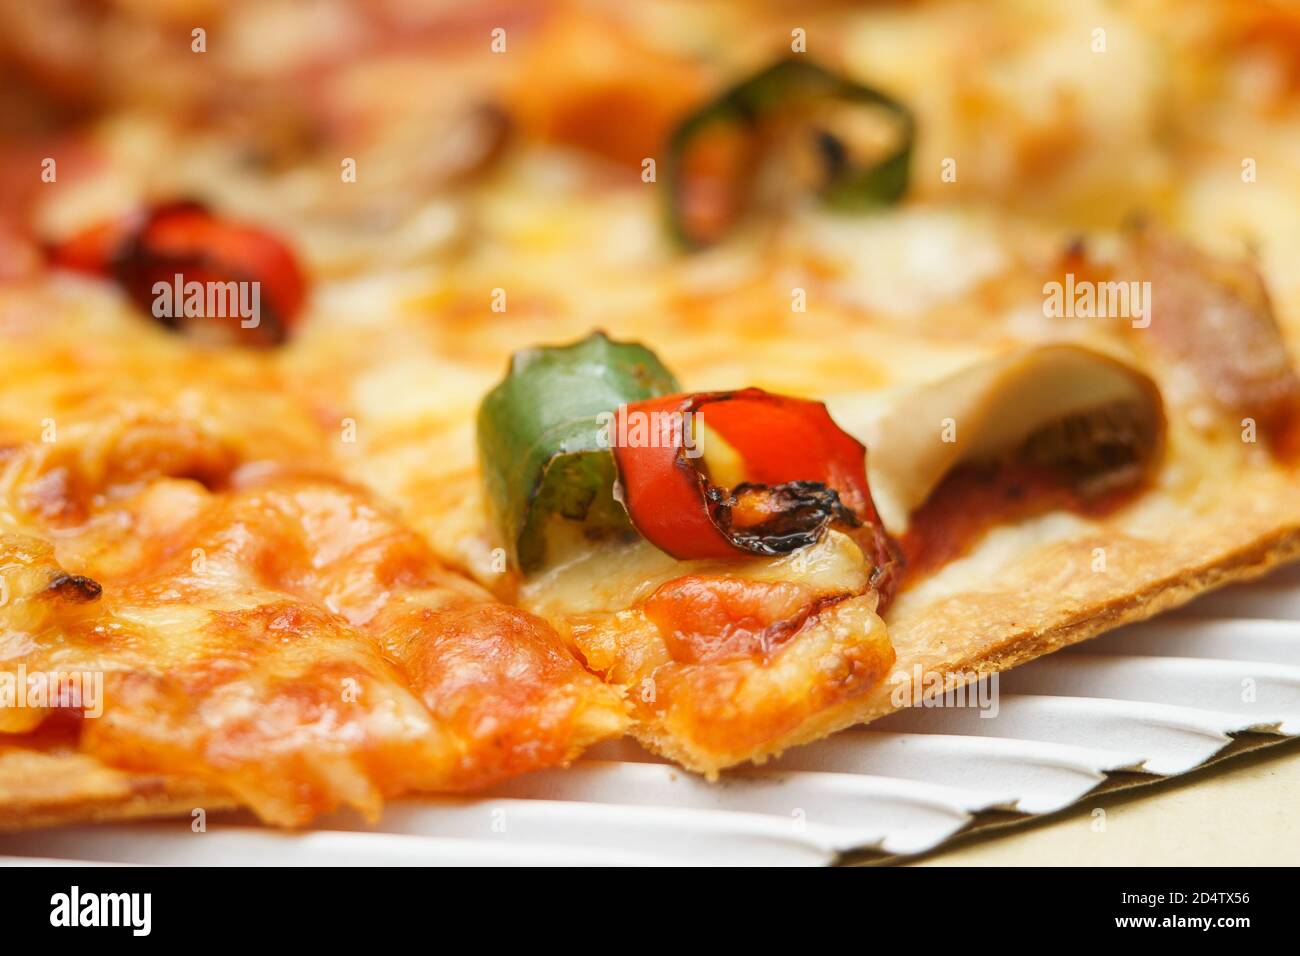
[831, 344, 1165, 531]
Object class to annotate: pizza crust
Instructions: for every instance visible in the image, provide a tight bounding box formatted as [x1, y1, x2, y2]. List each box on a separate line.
[733, 470, 1300, 765]
[0, 746, 237, 833]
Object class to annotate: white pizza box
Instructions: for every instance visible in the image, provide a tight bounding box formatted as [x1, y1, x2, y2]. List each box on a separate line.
[2, 563, 1297, 866]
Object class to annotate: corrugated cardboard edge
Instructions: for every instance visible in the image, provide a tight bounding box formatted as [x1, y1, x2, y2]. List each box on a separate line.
[847, 732, 1300, 866]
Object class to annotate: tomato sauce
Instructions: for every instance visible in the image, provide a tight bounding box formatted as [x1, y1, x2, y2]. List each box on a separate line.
[898, 461, 1143, 589]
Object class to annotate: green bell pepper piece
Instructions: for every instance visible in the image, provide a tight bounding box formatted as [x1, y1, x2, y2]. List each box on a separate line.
[665, 57, 915, 247]
[477, 331, 681, 572]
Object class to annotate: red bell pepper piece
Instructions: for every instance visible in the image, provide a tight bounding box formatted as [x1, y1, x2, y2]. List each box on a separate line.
[45, 214, 140, 277]
[47, 201, 306, 345]
[613, 388, 901, 605]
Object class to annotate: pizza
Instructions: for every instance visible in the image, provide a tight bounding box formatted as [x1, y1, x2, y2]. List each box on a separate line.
[2, 0, 1300, 828]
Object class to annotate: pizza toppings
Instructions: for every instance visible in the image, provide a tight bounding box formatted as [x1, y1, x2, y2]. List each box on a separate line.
[1123, 226, 1300, 443]
[47, 201, 307, 346]
[477, 331, 681, 572]
[833, 345, 1165, 584]
[666, 57, 914, 247]
[850, 345, 1166, 533]
[613, 389, 900, 604]
[45, 215, 138, 276]
[478, 334, 901, 604]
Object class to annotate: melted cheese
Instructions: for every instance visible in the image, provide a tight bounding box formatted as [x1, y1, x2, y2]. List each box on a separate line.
[521, 530, 869, 618]
[0, 288, 626, 824]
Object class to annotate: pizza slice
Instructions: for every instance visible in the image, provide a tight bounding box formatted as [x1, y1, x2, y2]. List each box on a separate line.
[0, 290, 626, 829]
[5, 0, 1300, 833]
[464, 331, 1176, 773]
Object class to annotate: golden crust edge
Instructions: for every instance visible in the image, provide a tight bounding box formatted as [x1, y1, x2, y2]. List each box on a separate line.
[0, 780, 241, 833]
